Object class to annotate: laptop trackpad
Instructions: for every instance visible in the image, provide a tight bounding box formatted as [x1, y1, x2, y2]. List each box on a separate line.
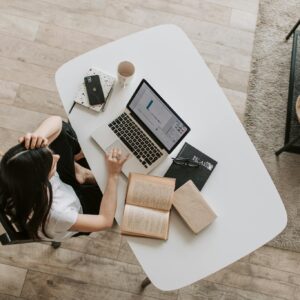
[105, 140, 131, 158]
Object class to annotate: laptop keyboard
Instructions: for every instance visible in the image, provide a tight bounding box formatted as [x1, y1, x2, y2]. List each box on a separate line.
[108, 113, 163, 168]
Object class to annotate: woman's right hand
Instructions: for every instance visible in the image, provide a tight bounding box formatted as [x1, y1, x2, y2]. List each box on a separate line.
[105, 148, 129, 178]
[18, 133, 49, 149]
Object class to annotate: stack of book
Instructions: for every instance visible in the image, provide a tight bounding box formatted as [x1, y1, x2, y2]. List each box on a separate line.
[74, 67, 115, 112]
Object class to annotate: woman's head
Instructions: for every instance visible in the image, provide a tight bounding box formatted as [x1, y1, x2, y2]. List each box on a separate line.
[0, 143, 59, 239]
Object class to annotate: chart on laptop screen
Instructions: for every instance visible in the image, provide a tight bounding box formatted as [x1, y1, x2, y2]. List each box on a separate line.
[129, 81, 188, 151]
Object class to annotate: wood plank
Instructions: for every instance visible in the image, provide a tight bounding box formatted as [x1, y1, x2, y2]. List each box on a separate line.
[60, 0, 254, 54]
[0, 0, 143, 40]
[36, 23, 112, 53]
[218, 66, 249, 93]
[0, 0, 56, 23]
[249, 246, 300, 276]
[192, 39, 252, 72]
[230, 9, 257, 33]
[0, 12, 38, 41]
[206, 62, 220, 80]
[14, 85, 66, 118]
[0, 293, 26, 300]
[222, 88, 247, 122]
[135, 0, 232, 26]
[44, 0, 231, 26]
[180, 279, 285, 300]
[117, 236, 140, 265]
[61, 229, 122, 260]
[0, 79, 19, 105]
[206, 0, 259, 14]
[0, 243, 178, 300]
[0, 34, 77, 69]
[21, 270, 158, 300]
[0, 104, 49, 133]
[0, 56, 56, 92]
[0, 263, 27, 297]
[0, 127, 23, 153]
[206, 261, 300, 299]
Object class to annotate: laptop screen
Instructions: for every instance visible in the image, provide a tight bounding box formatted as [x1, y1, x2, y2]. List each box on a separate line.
[127, 79, 190, 153]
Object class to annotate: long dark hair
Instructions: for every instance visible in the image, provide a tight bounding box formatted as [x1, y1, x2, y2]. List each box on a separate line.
[0, 143, 53, 239]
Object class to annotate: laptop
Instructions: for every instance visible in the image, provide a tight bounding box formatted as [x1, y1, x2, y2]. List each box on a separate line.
[91, 79, 190, 177]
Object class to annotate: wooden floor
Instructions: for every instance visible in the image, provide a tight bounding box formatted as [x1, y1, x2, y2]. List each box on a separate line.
[0, 0, 299, 299]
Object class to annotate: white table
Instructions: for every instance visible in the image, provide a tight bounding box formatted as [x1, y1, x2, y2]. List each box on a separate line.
[55, 25, 287, 291]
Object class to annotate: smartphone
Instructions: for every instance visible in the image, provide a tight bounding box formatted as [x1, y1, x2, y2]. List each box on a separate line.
[84, 75, 105, 106]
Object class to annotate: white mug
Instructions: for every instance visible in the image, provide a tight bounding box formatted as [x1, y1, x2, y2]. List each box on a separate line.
[117, 61, 135, 88]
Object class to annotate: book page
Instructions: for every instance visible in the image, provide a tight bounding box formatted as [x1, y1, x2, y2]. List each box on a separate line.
[121, 205, 170, 240]
[126, 173, 175, 211]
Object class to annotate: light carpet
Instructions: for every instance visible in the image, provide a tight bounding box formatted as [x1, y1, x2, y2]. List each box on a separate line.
[244, 0, 300, 251]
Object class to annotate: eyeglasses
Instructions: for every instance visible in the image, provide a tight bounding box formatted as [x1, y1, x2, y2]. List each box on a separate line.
[172, 157, 200, 168]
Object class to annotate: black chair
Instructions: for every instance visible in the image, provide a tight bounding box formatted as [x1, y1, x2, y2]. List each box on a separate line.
[275, 19, 300, 155]
[0, 195, 61, 249]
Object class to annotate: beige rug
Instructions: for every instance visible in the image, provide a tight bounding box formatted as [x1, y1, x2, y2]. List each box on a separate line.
[244, 0, 300, 251]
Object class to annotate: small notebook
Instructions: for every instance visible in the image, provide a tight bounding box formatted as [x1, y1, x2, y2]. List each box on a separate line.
[164, 142, 217, 190]
[74, 67, 115, 112]
[173, 180, 217, 234]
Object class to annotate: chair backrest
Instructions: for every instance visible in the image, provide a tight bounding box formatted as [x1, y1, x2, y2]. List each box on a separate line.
[0, 195, 33, 245]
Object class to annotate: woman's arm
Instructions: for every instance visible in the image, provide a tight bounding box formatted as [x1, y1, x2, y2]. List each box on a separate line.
[70, 148, 129, 232]
[18, 116, 62, 149]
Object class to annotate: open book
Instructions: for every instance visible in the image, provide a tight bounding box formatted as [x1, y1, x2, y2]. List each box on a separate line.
[121, 173, 175, 240]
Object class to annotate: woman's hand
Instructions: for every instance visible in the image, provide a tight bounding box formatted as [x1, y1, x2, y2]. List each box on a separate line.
[105, 148, 129, 178]
[18, 133, 49, 149]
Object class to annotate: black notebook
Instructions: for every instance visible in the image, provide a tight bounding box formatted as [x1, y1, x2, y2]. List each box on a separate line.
[164, 142, 217, 190]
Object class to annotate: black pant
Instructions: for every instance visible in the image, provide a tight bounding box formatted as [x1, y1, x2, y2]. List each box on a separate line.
[50, 121, 102, 215]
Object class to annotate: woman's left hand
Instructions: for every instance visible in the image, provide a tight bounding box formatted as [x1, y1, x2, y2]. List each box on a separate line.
[18, 133, 49, 149]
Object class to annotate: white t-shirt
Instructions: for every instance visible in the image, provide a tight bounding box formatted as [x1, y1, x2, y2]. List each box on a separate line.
[39, 172, 83, 241]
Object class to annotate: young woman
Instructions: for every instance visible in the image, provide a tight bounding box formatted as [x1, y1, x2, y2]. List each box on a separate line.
[0, 116, 128, 241]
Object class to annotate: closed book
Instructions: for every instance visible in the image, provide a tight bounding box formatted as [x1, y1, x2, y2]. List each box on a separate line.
[173, 180, 217, 234]
[74, 67, 115, 112]
[164, 142, 217, 190]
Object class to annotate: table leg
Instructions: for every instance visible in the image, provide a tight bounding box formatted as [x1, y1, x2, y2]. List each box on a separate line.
[51, 241, 61, 249]
[141, 277, 151, 289]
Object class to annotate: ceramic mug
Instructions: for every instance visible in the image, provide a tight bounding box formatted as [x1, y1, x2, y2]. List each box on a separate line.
[117, 61, 135, 87]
